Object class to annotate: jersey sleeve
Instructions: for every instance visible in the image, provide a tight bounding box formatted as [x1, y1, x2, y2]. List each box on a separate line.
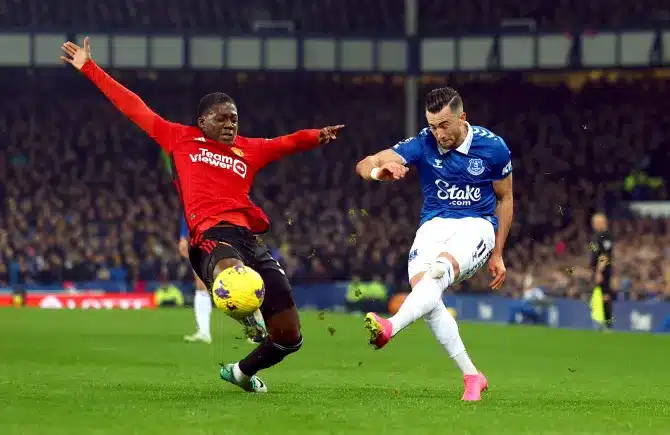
[391, 134, 423, 165]
[254, 129, 321, 166]
[80, 60, 181, 152]
[489, 138, 513, 180]
[179, 214, 189, 239]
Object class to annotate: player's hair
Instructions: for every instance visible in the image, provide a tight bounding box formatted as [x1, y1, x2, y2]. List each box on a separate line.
[425, 87, 463, 115]
[197, 92, 236, 118]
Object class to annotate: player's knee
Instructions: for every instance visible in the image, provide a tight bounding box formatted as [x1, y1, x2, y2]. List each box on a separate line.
[270, 335, 303, 357]
[437, 252, 460, 278]
[268, 320, 302, 344]
[262, 303, 303, 355]
[266, 306, 302, 343]
[410, 253, 459, 289]
[273, 329, 302, 345]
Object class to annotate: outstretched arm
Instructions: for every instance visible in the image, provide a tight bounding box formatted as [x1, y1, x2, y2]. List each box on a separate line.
[356, 149, 408, 181]
[357, 134, 424, 181]
[61, 38, 179, 151]
[262, 129, 321, 159]
[258, 125, 345, 165]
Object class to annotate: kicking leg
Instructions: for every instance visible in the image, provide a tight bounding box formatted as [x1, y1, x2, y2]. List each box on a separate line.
[412, 252, 487, 401]
[365, 254, 456, 349]
[427, 237, 492, 401]
[366, 249, 487, 401]
[390, 254, 457, 335]
[367, 218, 494, 401]
[393, 253, 478, 374]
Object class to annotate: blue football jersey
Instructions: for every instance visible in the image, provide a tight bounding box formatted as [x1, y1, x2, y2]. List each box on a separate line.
[392, 124, 512, 230]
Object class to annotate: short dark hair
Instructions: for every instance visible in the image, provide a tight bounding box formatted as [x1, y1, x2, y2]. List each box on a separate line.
[197, 92, 236, 118]
[425, 87, 463, 114]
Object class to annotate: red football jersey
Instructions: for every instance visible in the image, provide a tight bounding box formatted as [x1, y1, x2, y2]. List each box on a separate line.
[81, 61, 320, 240]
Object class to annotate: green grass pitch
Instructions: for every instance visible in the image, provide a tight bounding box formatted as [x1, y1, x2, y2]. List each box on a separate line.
[1, 308, 669, 434]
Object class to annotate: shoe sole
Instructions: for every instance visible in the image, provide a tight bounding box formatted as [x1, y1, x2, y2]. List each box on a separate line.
[462, 383, 489, 401]
[364, 313, 385, 348]
[244, 324, 267, 341]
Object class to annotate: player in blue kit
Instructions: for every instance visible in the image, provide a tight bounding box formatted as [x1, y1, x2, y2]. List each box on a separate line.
[355, 87, 514, 402]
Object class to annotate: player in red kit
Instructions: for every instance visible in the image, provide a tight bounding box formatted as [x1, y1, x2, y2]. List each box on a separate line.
[61, 38, 344, 393]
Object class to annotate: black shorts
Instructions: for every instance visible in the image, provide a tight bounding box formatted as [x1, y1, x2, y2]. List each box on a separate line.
[189, 224, 294, 318]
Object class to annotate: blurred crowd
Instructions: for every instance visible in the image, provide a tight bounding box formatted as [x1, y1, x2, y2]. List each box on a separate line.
[1, 0, 667, 33]
[1, 68, 669, 300]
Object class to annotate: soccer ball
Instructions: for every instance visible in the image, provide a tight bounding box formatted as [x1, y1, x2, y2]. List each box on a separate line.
[212, 265, 265, 320]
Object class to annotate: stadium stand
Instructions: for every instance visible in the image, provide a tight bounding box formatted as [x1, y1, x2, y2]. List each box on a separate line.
[2, 69, 669, 301]
[3, 0, 667, 34]
[0, 0, 405, 34]
[418, 0, 670, 34]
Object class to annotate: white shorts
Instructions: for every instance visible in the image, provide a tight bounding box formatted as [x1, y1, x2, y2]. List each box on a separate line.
[407, 217, 496, 283]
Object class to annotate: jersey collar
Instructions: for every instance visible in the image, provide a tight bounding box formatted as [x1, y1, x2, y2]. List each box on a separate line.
[437, 122, 473, 155]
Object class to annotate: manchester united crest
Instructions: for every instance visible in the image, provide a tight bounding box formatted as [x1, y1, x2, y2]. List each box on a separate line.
[231, 147, 244, 158]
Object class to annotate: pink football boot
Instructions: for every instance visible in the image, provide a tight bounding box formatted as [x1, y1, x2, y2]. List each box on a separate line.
[364, 312, 393, 349]
[461, 373, 488, 401]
